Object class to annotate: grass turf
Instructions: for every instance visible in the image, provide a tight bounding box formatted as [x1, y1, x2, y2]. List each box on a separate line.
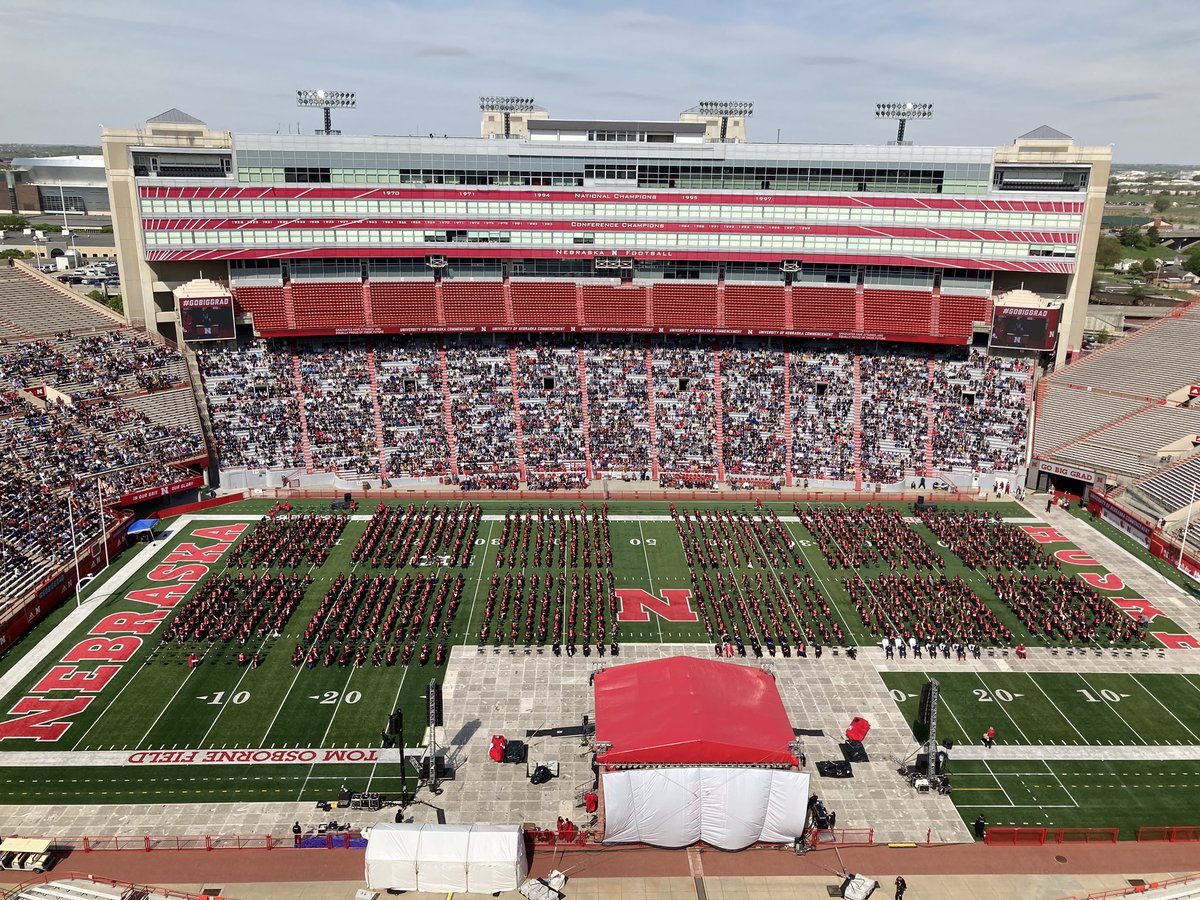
[883, 671, 1200, 746]
[0, 497, 1187, 814]
[950, 759, 1200, 838]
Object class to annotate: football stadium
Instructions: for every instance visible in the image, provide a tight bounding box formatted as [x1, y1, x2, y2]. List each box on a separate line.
[0, 98, 1199, 899]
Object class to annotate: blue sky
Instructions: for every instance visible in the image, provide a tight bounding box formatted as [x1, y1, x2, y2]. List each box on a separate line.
[7, 0, 1196, 162]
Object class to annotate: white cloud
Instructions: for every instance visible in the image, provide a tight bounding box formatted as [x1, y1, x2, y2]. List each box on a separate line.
[4, 0, 1196, 160]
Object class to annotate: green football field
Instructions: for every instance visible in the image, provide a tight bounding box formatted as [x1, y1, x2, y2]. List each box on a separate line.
[950, 759, 1200, 837]
[883, 671, 1200, 746]
[0, 496, 1188, 812]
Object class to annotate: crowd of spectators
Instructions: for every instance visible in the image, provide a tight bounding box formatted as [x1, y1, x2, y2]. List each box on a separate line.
[791, 349, 855, 482]
[196, 336, 1030, 491]
[722, 345, 786, 483]
[295, 342, 377, 476]
[515, 337, 588, 490]
[0, 324, 202, 605]
[586, 339, 651, 480]
[653, 342, 717, 486]
[859, 350, 928, 484]
[375, 338, 451, 479]
[443, 338, 520, 482]
[0, 329, 186, 398]
[198, 340, 304, 470]
[930, 352, 1029, 474]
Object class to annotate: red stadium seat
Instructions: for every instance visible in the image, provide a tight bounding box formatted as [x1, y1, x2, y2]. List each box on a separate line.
[231, 285, 287, 330]
[939, 295, 994, 339]
[510, 281, 579, 328]
[650, 283, 719, 328]
[724, 284, 787, 331]
[792, 286, 857, 331]
[291, 281, 367, 328]
[862, 289, 934, 336]
[371, 281, 438, 327]
[581, 284, 649, 328]
[442, 281, 508, 326]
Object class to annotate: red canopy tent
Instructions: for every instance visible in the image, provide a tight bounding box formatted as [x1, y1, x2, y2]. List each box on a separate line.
[594, 657, 798, 768]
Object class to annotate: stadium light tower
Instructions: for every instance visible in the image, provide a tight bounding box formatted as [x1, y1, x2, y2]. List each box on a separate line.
[875, 101, 933, 145]
[297, 89, 356, 135]
[479, 96, 538, 138]
[695, 100, 753, 141]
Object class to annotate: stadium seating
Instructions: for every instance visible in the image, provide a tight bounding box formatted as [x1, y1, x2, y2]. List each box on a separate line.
[586, 337, 652, 479]
[1133, 453, 1200, 518]
[937, 294, 993, 340]
[650, 282, 719, 328]
[231, 285, 288, 330]
[863, 289, 933, 336]
[653, 342, 718, 486]
[793, 286, 856, 331]
[442, 281, 508, 326]
[722, 344, 786, 485]
[1032, 383, 1149, 457]
[510, 280, 578, 329]
[1051, 406, 1200, 481]
[1039, 302, 1200, 402]
[443, 337, 519, 484]
[370, 280, 439, 328]
[723, 283, 787, 331]
[581, 283, 649, 328]
[0, 266, 124, 336]
[791, 348, 855, 482]
[295, 341, 378, 477]
[291, 281, 367, 328]
[375, 337, 451, 478]
[930, 353, 1030, 474]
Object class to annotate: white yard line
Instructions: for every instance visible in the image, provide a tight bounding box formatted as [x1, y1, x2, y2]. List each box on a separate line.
[296, 667, 357, 801]
[980, 758, 1016, 808]
[1023, 673, 1089, 744]
[136, 668, 199, 748]
[637, 521, 663, 643]
[1075, 673, 1145, 744]
[1040, 759, 1081, 809]
[973, 672, 1030, 744]
[1130, 674, 1200, 742]
[459, 519, 495, 647]
[781, 519, 858, 643]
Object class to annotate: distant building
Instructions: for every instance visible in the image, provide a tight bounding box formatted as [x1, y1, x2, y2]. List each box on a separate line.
[3, 155, 110, 216]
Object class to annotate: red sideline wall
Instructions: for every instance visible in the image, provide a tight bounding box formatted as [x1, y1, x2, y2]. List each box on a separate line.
[1088, 492, 1200, 583]
[157, 492, 246, 519]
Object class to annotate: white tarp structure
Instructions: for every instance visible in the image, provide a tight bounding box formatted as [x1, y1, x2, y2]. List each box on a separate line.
[364, 823, 528, 893]
[602, 767, 810, 850]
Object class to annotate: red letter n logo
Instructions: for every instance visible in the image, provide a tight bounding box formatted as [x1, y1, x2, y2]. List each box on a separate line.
[615, 589, 698, 623]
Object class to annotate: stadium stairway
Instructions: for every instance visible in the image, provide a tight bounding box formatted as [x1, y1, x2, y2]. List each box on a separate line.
[436, 342, 460, 478]
[783, 350, 794, 487]
[854, 283, 866, 332]
[930, 285, 942, 336]
[362, 278, 375, 328]
[713, 345, 726, 483]
[644, 342, 660, 481]
[289, 342, 315, 473]
[925, 357, 937, 477]
[852, 353, 863, 490]
[282, 281, 297, 330]
[576, 348, 595, 481]
[366, 344, 387, 480]
[716, 279, 726, 328]
[506, 340, 528, 482]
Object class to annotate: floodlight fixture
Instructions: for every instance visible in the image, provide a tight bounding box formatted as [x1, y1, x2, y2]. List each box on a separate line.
[874, 101, 933, 144]
[479, 96, 537, 112]
[297, 89, 357, 135]
[696, 100, 754, 117]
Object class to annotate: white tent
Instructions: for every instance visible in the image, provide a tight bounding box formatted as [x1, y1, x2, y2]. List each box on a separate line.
[602, 767, 810, 850]
[364, 823, 528, 893]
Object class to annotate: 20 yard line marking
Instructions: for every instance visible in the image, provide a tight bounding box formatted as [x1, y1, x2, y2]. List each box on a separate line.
[296, 667, 357, 801]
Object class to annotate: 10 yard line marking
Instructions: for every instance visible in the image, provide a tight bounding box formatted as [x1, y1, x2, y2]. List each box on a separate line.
[1023, 673, 1088, 744]
[1076, 673, 1144, 744]
[136, 667, 199, 748]
[1130, 674, 1200, 742]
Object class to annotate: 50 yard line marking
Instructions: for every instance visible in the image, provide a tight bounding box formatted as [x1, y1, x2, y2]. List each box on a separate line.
[459, 519, 495, 647]
[637, 521, 663, 643]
